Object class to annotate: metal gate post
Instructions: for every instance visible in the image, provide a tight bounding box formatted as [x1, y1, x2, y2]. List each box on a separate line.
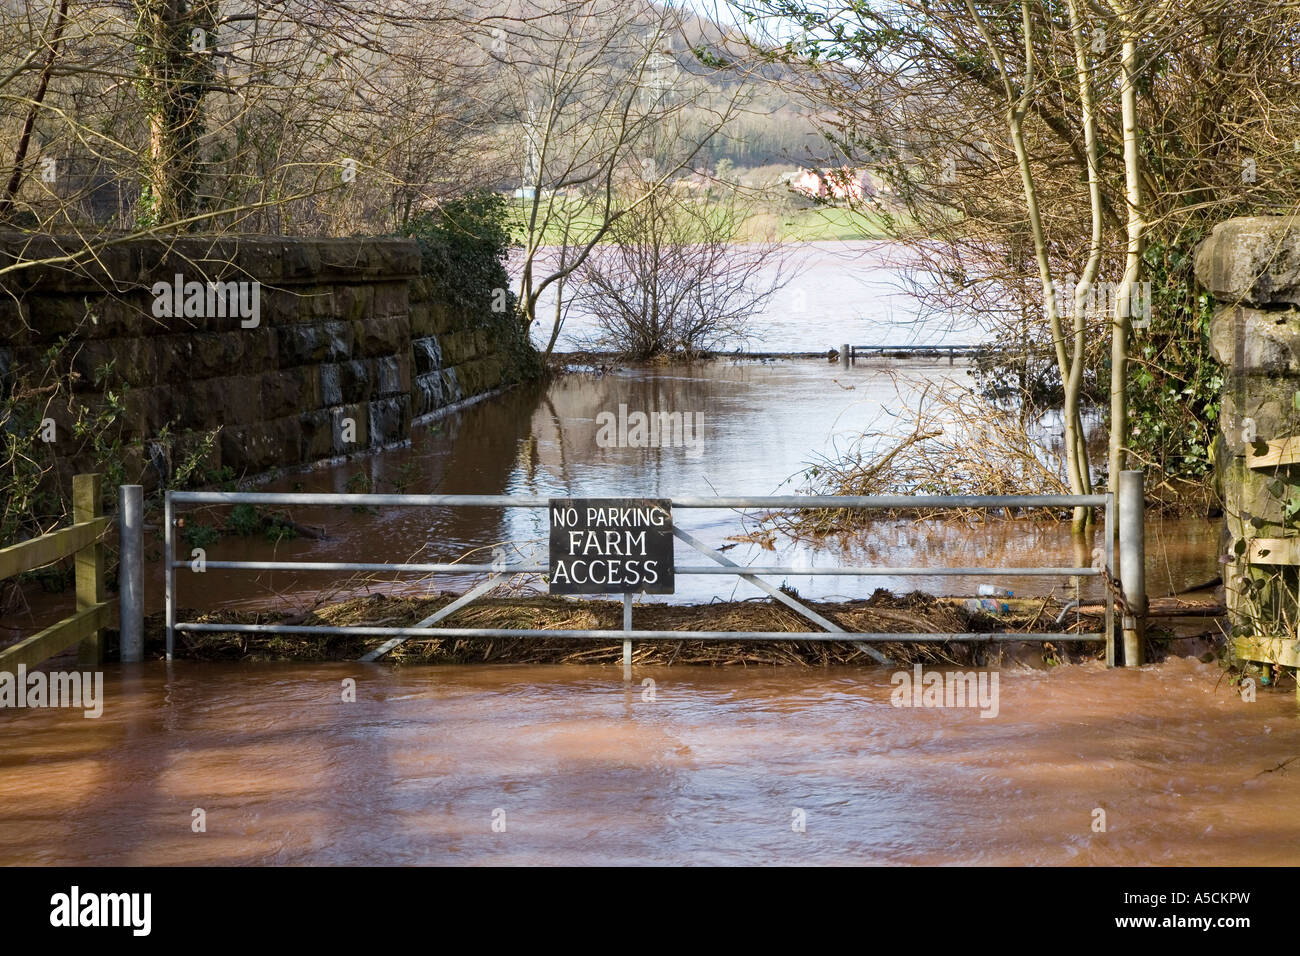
[164, 490, 175, 662]
[1104, 492, 1115, 667]
[119, 484, 144, 662]
[1119, 470, 1147, 666]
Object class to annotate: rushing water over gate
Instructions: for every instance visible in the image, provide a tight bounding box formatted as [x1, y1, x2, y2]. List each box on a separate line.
[1, 657, 1297, 866]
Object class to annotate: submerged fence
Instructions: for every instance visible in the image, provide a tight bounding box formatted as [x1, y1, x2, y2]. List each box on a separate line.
[846, 344, 984, 365]
[164, 490, 1127, 669]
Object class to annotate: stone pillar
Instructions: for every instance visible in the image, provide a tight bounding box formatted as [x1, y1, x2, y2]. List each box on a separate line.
[1195, 215, 1300, 670]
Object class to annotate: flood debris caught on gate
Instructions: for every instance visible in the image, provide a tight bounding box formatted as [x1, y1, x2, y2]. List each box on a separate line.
[141, 588, 1221, 667]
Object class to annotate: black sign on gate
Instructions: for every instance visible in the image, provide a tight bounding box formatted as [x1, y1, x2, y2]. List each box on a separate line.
[548, 498, 675, 595]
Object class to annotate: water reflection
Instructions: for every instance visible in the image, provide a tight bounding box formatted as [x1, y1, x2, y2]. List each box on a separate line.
[2, 359, 1221, 636]
[1, 657, 1294, 866]
[156, 360, 1217, 616]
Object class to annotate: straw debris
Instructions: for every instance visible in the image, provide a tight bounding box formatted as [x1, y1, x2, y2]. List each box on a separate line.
[143, 588, 1102, 666]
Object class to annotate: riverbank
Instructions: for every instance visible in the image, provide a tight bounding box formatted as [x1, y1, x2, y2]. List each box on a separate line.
[140, 589, 1226, 668]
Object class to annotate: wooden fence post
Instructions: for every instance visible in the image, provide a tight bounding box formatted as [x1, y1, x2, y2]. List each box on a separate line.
[74, 473, 105, 667]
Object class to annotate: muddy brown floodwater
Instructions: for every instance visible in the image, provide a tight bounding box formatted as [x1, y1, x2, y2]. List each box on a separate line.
[4, 357, 1266, 867]
[4, 359, 1222, 642]
[1, 657, 1297, 865]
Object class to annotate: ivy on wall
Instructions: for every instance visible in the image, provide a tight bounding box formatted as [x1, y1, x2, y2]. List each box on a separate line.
[402, 191, 540, 382]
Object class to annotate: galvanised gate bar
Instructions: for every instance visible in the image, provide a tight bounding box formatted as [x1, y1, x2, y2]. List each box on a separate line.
[163, 491, 1117, 669]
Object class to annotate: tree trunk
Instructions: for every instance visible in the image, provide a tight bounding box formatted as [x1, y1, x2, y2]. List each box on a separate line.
[0, 0, 70, 220]
[134, 0, 212, 226]
[1065, 0, 1104, 530]
[968, 0, 1092, 514]
[1110, 25, 1144, 500]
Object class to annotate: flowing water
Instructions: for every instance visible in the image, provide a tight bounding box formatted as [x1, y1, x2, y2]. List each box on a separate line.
[4, 241, 1218, 630]
[3, 241, 1268, 867]
[2, 658, 1297, 865]
[2, 358, 1217, 629]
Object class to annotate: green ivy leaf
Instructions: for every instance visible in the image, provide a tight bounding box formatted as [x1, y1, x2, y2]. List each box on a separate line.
[1235, 538, 1248, 555]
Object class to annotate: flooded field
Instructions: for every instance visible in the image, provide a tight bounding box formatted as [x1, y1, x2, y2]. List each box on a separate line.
[4, 239, 1220, 640]
[1, 657, 1295, 866]
[523, 239, 962, 353]
[1, 359, 1217, 641]
[1, 241, 1255, 870]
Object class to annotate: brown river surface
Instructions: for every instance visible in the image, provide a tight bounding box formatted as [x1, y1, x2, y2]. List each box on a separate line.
[2, 658, 1298, 865]
[3, 344, 1275, 867]
[86, 358, 1220, 622]
[4, 358, 1220, 635]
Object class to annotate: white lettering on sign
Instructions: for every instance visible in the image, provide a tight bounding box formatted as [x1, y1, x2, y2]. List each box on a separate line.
[548, 498, 674, 594]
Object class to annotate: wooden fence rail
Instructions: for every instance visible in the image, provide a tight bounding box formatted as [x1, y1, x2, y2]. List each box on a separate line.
[0, 473, 108, 669]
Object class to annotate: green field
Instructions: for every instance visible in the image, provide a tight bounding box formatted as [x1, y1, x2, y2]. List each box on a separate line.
[506, 195, 901, 246]
[746, 205, 901, 242]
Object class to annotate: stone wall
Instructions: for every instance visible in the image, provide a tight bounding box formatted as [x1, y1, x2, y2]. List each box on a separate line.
[0, 234, 528, 487]
[1195, 215, 1300, 668]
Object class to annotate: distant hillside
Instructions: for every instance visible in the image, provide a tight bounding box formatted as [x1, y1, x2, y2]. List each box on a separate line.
[476, 0, 827, 171]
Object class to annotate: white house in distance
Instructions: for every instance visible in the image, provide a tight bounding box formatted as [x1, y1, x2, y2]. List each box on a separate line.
[788, 167, 880, 202]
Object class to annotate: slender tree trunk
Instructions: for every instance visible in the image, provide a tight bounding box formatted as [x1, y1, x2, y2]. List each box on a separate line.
[543, 269, 566, 358]
[0, 0, 70, 220]
[1110, 24, 1144, 497]
[1065, 0, 1103, 529]
[967, 0, 1091, 509]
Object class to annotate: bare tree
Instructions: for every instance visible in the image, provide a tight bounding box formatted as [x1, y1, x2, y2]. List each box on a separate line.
[577, 181, 788, 357]
[0, 0, 529, 267]
[489, 0, 756, 346]
[726, 0, 1300, 498]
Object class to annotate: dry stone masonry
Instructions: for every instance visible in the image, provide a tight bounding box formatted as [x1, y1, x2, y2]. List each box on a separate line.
[0, 234, 523, 486]
[1195, 215, 1300, 669]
